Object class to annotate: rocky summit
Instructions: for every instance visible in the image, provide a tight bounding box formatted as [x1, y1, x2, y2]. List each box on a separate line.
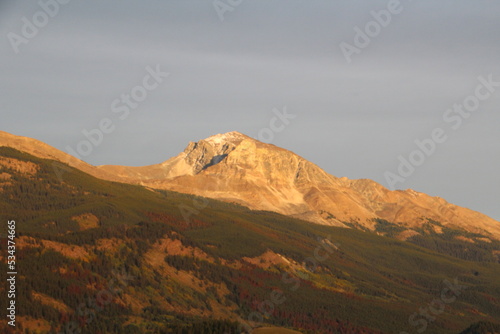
[2, 130, 500, 240]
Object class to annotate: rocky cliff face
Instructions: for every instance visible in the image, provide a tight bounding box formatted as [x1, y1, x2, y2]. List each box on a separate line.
[96, 131, 500, 239]
[2, 130, 499, 239]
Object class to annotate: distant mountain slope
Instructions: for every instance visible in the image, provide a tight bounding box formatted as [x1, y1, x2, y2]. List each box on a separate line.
[0, 131, 120, 182]
[2, 130, 499, 241]
[97, 131, 500, 240]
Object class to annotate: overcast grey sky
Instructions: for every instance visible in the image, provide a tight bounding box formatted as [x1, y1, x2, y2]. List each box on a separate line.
[1, 0, 499, 220]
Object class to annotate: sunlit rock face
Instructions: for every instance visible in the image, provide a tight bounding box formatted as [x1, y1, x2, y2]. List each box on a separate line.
[3, 130, 499, 239]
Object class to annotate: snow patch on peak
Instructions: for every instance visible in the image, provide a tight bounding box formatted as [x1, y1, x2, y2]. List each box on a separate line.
[204, 131, 250, 145]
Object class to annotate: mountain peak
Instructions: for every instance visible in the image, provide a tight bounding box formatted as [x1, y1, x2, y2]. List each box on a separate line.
[5, 130, 498, 239]
[177, 132, 256, 174]
[203, 131, 252, 146]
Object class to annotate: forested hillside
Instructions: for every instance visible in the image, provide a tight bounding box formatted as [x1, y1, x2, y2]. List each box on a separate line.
[1, 147, 499, 333]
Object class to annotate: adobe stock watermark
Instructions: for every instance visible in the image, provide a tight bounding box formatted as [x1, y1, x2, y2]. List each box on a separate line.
[257, 106, 296, 144]
[237, 236, 340, 333]
[50, 64, 169, 182]
[400, 277, 467, 334]
[58, 266, 134, 334]
[179, 195, 210, 227]
[384, 74, 500, 190]
[213, 0, 244, 22]
[339, 0, 411, 64]
[7, 0, 72, 54]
